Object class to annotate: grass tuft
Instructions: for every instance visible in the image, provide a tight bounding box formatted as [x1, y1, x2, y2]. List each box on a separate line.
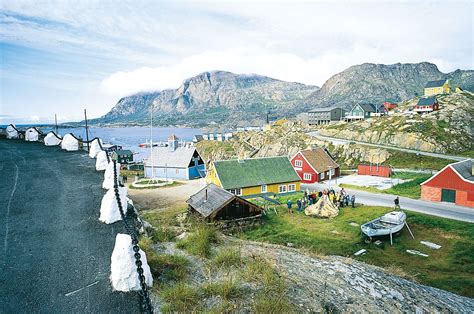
[160, 283, 201, 312]
[203, 278, 243, 300]
[146, 253, 189, 282]
[176, 225, 218, 258]
[212, 247, 242, 268]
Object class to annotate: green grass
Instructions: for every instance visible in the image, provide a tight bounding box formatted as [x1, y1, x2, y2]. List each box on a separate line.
[147, 253, 190, 282]
[176, 225, 219, 258]
[241, 205, 474, 297]
[212, 247, 242, 268]
[340, 174, 431, 199]
[160, 283, 202, 312]
[384, 150, 451, 170]
[203, 278, 244, 300]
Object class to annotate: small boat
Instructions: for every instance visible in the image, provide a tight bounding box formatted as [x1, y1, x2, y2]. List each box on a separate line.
[361, 211, 408, 245]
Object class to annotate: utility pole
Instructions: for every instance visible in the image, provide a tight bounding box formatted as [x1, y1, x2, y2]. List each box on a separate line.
[84, 109, 90, 152]
[150, 103, 154, 178]
[54, 114, 58, 133]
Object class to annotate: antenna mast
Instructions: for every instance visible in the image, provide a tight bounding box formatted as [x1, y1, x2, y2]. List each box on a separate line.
[150, 104, 154, 178]
[54, 114, 58, 133]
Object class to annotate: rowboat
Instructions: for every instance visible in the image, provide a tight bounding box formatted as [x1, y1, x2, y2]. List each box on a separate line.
[361, 211, 413, 245]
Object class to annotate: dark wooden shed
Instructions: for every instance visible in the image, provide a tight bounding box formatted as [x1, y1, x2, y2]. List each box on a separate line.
[186, 183, 263, 221]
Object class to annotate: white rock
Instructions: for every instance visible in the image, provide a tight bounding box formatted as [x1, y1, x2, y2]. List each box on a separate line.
[99, 187, 128, 224]
[89, 138, 103, 158]
[44, 132, 62, 146]
[6, 125, 19, 139]
[110, 234, 153, 292]
[61, 134, 79, 151]
[96, 151, 109, 171]
[103, 162, 120, 189]
[25, 128, 40, 141]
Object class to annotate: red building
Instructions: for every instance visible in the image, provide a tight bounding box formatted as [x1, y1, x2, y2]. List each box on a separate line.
[358, 164, 392, 177]
[290, 148, 340, 183]
[421, 160, 474, 208]
[383, 102, 398, 110]
[414, 96, 439, 113]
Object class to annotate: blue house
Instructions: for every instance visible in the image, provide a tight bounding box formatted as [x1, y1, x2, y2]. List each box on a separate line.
[144, 135, 205, 180]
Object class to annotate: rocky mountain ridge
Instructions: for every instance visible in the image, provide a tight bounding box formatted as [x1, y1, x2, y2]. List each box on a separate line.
[96, 62, 473, 126]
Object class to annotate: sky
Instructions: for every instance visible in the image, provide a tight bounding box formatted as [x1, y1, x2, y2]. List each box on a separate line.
[0, 0, 472, 124]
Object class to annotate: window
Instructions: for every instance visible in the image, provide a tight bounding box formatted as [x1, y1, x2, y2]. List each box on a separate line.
[279, 185, 287, 193]
[304, 173, 312, 181]
[229, 188, 242, 196]
[288, 184, 296, 192]
[329, 168, 335, 176]
[320, 172, 325, 180]
[261, 185, 267, 193]
[294, 160, 303, 167]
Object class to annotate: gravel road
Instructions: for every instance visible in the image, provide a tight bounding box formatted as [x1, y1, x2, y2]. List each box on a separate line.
[0, 140, 139, 312]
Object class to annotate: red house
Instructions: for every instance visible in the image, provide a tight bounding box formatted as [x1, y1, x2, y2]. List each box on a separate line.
[421, 159, 474, 208]
[414, 96, 439, 113]
[290, 148, 340, 183]
[383, 102, 398, 110]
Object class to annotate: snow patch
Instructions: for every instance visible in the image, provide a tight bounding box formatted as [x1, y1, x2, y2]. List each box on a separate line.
[103, 162, 120, 189]
[110, 234, 153, 292]
[99, 187, 128, 224]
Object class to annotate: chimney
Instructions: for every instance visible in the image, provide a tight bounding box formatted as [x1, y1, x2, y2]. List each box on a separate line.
[168, 134, 179, 152]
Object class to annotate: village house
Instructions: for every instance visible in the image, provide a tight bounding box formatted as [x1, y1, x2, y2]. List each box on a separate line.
[112, 150, 134, 164]
[290, 148, 340, 183]
[358, 164, 392, 177]
[308, 107, 346, 125]
[144, 135, 205, 180]
[414, 96, 439, 113]
[383, 102, 398, 111]
[424, 79, 450, 96]
[345, 103, 386, 121]
[206, 156, 300, 197]
[186, 183, 264, 221]
[420, 159, 474, 208]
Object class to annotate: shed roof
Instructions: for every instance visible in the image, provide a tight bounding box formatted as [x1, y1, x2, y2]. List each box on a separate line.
[145, 146, 198, 168]
[299, 148, 339, 173]
[417, 96, 437, 106]
[186, 183, 236, 218]
[451, 159, 474, 182]
[213, 156, 300, 189]
[309, 107, 343, 113]
[358, 104, 377, 112]
[114, 149, 133, 156]
[425, 79, 447, 88]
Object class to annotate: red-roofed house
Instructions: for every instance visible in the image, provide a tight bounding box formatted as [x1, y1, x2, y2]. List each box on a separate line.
[420, 159, 474, 208]
[290, 148, 340, 183]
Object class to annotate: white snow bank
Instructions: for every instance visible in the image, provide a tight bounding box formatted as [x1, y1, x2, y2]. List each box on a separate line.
[6, 125, 18, 139]
[99, 187, 128, 224]
[25, 128, 40, 141]
[89, 138, 103, 158]
[103, 162, 120, 189]
[44, 132, 62, 146]
[110, 233, 153, 292]
[61, 134, 79, 151]
[96, 151, 109, 171]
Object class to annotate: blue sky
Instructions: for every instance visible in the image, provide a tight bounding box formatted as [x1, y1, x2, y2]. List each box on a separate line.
[1, 0, 472, 123]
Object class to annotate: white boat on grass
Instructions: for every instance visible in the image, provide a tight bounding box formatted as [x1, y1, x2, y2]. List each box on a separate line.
[361, 211, 413, 245]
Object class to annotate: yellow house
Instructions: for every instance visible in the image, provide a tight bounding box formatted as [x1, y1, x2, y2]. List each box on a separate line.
[424, 79, 450, 96]
[455, 86, 463, 93]
[206, 156, 301, 197]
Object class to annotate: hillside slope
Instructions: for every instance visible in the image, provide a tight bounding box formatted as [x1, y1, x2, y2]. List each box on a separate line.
[305, 62, 474, 108]
[318, 91, 474, 153]
[97, 71, 319, 126]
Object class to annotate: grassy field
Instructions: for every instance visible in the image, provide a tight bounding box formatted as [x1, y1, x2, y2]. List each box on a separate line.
[241, 204, 474, 298]
[340, 176, 431, 199]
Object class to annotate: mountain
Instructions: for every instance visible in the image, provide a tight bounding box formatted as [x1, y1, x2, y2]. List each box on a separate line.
[305, 62, 474, 108]
[97, 71, 319, 126]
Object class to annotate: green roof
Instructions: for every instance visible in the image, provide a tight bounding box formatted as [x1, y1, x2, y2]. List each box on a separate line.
[213, 156, 300, 190]
[114, 149, 133, 156]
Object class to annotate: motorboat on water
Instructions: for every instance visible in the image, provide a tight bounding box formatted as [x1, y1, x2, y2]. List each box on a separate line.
[361, 211, 413, 245]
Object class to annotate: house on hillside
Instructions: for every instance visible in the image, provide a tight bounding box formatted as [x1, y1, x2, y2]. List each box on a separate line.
[144, 135, 205, 180]
[424, 79, 450, 96]
[206, 156, 301, 197]
[186, 183, 263, 221]
[112, 150, 134, 164]
[414, 96, 439, 113]
[290, 148, 340, 183]
[383, 102, 398, 111]
[308, 107, 346, 125]
[421, 159, 474, 208]
[345, 104, 386, 121]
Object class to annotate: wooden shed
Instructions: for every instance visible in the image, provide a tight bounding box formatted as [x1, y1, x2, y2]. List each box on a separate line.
[358, 164, 392, 177]
[186, 183, 263, 221]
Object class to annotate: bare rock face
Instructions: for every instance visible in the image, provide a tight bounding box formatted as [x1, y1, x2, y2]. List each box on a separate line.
[242, 242, 474, 313]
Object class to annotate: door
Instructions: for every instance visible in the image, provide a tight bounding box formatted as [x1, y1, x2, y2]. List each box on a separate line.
[441, 189, 456, 203]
